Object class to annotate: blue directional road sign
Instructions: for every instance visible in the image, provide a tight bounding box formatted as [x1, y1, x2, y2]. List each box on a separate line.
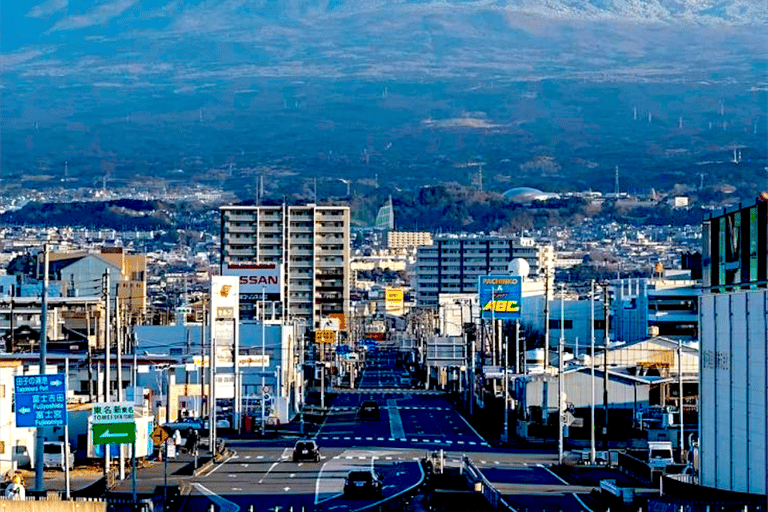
[14, 374, 67, 428]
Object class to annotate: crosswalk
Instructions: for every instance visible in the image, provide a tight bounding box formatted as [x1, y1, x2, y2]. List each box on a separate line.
[336, 388, 444, 395]
[313, 433, 491, 448]
[328, 405, 452, 413]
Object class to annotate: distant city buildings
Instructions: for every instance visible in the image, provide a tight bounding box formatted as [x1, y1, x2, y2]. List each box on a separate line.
[387, 231, 433, 250]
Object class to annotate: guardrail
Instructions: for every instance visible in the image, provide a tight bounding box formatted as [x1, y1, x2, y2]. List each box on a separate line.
[462, 456, 516, 512]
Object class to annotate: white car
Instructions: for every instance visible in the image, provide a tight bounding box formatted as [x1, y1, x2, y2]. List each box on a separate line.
[43, 442, 74, 471]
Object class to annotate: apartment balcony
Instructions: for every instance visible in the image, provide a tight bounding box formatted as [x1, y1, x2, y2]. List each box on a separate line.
[315, 226, 344, 233]
[258, 248, 281, 257]
[259, 225, 283, 234]
[317, 260, 344, 268]
[226, 225, 255, 234]
[227, 248, 256, 257]
[316, 271, 344, 279]
[288, 225, 313, 233]
[315, 249, 344, 257]
[224, 212, 256, 222]
[289, 260, 313, 268]
[224, 235, 255, 244]
[315, 213, 346, 222]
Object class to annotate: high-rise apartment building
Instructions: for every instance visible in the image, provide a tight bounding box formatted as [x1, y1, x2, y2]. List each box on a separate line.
[415, 234, 546, 306]
[220, 204, 350, 329]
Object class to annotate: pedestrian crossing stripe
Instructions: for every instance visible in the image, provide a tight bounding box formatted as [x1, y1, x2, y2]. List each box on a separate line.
[315, 435, 489, 447]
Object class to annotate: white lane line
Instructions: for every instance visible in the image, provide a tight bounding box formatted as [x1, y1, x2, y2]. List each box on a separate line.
[359, 460, 426, 512]
[258, 448, 291, 484]
[456, 409, 489, 444]
[290, 473, 296, 478]
[200, 451, 236, 477]
[538, 464, 570, 485]
[192, 483, 240, 512]
[537, 464, 593, 512]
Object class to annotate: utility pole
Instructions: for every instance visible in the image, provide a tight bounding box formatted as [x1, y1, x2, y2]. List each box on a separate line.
[34, 245, 49, 494]
[502, 318, 508, 444]
[543, 268, 550, 367]
[117, 297, 125, 481]
[603, 284, 610, 452]
[200, 295, 207, 420]
[103, 269, 111, 479]
[558, 285, 565, 464]
[678, 339, 684, 462]
[589, 280, 596, 465]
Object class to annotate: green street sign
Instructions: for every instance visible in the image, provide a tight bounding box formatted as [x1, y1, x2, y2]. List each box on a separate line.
[93, 421, 136, 445]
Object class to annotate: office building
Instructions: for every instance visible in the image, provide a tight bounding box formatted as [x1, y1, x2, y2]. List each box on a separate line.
[220, 204, 350, 329]
[699, 199, 767, 496]
[415, 234, 547, 306]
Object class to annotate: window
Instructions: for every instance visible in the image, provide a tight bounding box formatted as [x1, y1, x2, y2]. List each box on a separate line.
[549, 319, 573, 329]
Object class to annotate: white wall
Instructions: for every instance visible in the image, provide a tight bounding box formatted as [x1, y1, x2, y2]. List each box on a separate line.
[700, 289, 767, 496]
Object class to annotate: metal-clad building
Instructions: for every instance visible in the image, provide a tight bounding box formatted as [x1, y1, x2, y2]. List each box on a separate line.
[700, 200, 768, 496]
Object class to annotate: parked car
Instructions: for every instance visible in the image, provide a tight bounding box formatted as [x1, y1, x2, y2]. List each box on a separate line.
[43, 442, 74, 471]
[11, 445, 31, 469]
[344, 469, 383, 497]
[292, 440, 320, 462]
[359, 401, 380, 420]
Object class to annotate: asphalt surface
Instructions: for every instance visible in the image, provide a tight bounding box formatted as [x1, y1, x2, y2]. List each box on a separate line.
[157, 344, 618, 512]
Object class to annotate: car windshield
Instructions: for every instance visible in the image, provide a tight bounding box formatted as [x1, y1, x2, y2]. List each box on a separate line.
[349, 471, 372, 481]
[43, 444, 60, 454]
[296, 442, 314, 450]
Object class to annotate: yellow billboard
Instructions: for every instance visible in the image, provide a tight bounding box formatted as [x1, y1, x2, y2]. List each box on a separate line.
[315, 330, 336, 344]
[385, 288, 405, 316]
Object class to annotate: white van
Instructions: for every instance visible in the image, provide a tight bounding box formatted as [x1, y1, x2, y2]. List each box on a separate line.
[43, 442, 74, 470]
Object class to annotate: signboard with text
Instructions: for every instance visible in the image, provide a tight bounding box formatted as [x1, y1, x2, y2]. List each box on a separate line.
[385, 288, 405, 316]
[14, 374, 67, 428]
[92, 402, 135, 423]
[210, 276, 239, 367]
[223, 262, 282, 295]
[478, 275, 522, 320]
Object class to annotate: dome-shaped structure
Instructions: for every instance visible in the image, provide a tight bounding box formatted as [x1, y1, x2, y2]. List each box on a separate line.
[503, 187, 559, 203]
[507, 258, 530, 277]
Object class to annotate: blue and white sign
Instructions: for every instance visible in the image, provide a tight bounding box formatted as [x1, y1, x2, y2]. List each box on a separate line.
[478, 275, 523, 320]
[14, 374, 68, 428]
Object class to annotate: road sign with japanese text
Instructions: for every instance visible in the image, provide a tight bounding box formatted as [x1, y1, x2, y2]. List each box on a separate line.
[92, 402, 135, 424]
[14, 374, 67, 428]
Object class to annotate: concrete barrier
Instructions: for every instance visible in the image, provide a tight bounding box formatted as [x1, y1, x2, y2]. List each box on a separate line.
[0, 499, 106, 512]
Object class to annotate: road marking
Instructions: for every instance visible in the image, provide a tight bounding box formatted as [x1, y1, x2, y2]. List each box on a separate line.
[387, 398, 406, 439]
[538, 464, 569, 485]
[240, 464, 248, 468]
[231, 488, 241, 491]
[256, 455, 264, 459]
[290, 473, 296, 478]
[198, 451, 236, 478]
[366, 437, 373, 440]
[229, 474, 237, 478]
[457, 441, 465, 445]
[469, 442, 476, 445]
[192, 483, 240, 512]
[537, 464, 594, 512]
[377, 437, 384, 441]
[284, 486, 290, 492]
[259, 448, 291, 484]
[456, 409, 489, 444]
[355, 437, 362, 441]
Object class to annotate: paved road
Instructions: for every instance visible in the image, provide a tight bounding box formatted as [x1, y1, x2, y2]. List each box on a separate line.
[177, 343, 590, 512]
[183, 445, 423, 512]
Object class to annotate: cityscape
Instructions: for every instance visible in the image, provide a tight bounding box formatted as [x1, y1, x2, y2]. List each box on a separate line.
[0, 1, 767, 512]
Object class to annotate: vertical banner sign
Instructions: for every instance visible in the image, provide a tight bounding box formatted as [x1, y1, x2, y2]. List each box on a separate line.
[210, 276, 240, 367]
[385, 288, 405, 316]
[478, 275, 522, 320]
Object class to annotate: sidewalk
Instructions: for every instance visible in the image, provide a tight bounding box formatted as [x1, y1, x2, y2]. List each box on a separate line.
[109, 451, 215, 496]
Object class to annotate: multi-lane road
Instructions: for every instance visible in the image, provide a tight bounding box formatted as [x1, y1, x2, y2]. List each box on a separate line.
[182, 347, 595, 512]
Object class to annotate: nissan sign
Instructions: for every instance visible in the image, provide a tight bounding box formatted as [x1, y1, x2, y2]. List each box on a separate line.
[224, 263, 282, 295]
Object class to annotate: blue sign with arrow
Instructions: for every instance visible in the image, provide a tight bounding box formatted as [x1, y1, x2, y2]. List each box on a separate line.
[14, 374, 67, 428]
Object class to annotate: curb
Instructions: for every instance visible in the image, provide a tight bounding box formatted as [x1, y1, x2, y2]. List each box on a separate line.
[192, 449, 234, 478]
